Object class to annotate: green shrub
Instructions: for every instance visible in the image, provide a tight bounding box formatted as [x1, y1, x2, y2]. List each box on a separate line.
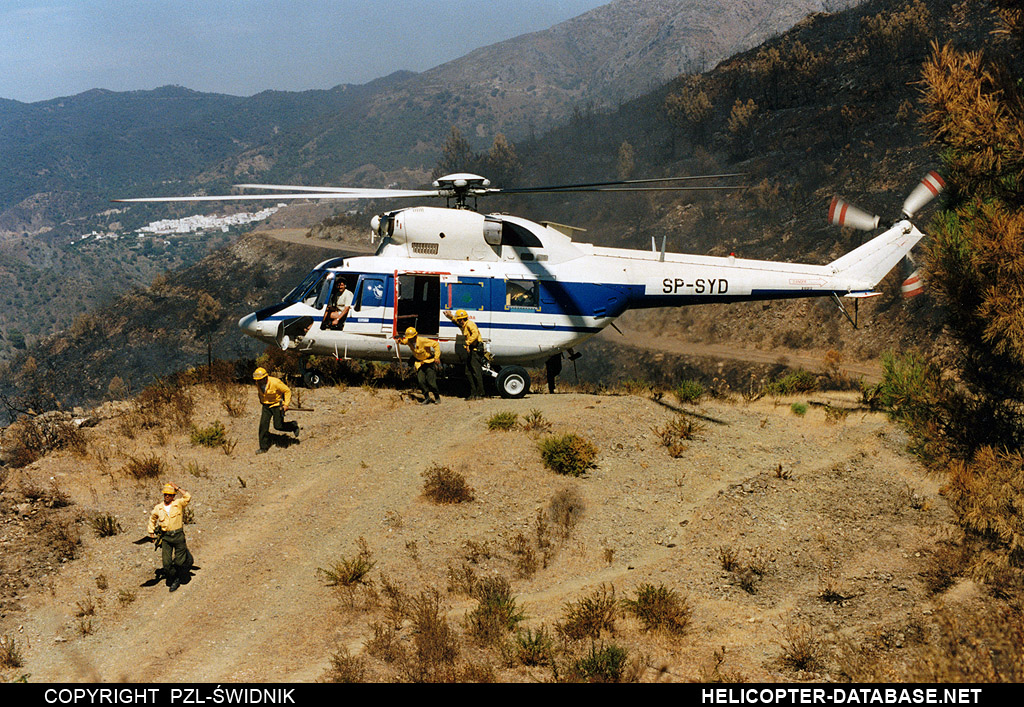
[790, 402, 808, 416]
[557, 585, 617, 640]
[863, 351, 942, 427]
[487, 411, 519, 431]
[422, 465, 475, 504]
[190, 420, 227, 448]
[514, 626, 555, 666]
[566, 641, 631, 683]
[621, 583, 691, 634]
[674, 379, 705, 404]
[765, 369, 818, 396]
[520, 409, 552, 433]
[539, 434, 598, 476]
[465, 576, 524, 645]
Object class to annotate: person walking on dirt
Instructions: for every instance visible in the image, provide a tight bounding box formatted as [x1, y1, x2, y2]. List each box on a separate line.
[147, 482, 192, 592]
[444, 309, 485, 400]
[397, 326, 442, 404]
[254, 367, 299, 453]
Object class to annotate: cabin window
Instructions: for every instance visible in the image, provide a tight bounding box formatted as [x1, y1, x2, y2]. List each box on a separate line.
[506, 280, 538, 309]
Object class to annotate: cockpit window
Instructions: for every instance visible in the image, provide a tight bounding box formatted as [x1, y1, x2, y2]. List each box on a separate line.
[501, 222, 543, 248]
[283, 270, 327, 304]
[506, 279, 538, 309]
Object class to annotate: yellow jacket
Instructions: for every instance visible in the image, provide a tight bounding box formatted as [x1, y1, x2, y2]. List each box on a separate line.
[258, 376, 291, 408]
[400, 335, 441, 369]
[147, 491, 191, 534]
[445, 310, 481, 348]
[460, 319, 481, 348]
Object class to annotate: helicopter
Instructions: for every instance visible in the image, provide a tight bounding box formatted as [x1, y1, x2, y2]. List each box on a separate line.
[116, 170, 943, 397]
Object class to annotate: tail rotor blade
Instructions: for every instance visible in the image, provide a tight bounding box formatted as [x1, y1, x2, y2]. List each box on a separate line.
[902, 170, 945, 218]
[828, 196, 880, 231]
[901, 254, 924, 298]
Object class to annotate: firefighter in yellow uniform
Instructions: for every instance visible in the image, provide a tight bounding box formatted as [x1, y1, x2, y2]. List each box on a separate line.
[444, 309, 486, 399]
[147, 482, 192, 592]
[398, 326, 442, 404]
[253, 367, 299, 453]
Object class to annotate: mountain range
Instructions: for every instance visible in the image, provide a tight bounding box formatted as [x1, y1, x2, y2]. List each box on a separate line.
[0, 0, 863, 238]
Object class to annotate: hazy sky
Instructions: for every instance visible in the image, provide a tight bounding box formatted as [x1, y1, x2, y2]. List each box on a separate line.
[0, 0, 610, 103]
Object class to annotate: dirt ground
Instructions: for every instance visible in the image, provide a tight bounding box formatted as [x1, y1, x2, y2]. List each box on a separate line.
[0, 374, 970, 682]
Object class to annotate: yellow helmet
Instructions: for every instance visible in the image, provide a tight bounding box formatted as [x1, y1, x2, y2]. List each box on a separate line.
[253, 367, 268, 380]
[404, 327, 418, 338]
[454, 309, 468, 320]
[162, 484, 175, 495]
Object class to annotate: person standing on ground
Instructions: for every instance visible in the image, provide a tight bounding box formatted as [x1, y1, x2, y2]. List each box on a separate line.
[147, 482, 192, 592]
[546, 353, 563, 393]
[398, 327, 442, 404]
[253, 367, 299, 453]
[444, 309, 485, 400]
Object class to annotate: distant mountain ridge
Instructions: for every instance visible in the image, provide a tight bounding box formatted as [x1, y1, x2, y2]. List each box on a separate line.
[0, 0, 862, 236]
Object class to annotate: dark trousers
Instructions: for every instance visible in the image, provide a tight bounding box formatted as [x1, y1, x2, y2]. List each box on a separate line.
[546, 354, 562, 393]
[466, 347, 485, 397]
[259, 404, 298, 451]
[161, 528, 191, 578]
[416, 364, 440, 399]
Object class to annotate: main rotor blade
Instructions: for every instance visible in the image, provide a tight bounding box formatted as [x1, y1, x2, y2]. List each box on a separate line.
[901, 171, 945, 218]
[499, 185, 747, 194]
[235, 183, 440, 197]
[500, 172, 746, 194]
[114, 190, 439, 203]
[828, 197, 880, 231]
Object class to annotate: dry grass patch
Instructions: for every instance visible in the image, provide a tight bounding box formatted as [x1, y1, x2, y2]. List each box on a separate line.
[91, 513, 122, 538]
[0, 634, 23, 668]
[422, 464, 474, 504]
[121, 453, 165, 480]
[653, 415, 704, 458]
[317, 537, 375, 588]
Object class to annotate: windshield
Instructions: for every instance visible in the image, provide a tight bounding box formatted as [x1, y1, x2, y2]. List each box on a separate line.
[283, 270, 329, 305]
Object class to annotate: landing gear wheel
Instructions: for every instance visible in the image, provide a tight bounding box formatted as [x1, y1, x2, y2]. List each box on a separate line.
[496, 366, 530, 399]
[303, 371, 322, 389]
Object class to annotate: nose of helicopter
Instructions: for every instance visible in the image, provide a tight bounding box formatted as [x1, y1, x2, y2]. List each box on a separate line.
[238, 312, 259, 336]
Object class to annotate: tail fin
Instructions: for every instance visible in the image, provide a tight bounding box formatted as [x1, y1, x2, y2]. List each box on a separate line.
[827, 221, 926, 287]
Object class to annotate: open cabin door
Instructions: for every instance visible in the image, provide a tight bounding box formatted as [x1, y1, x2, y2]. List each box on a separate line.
[394, 273, 441, 337]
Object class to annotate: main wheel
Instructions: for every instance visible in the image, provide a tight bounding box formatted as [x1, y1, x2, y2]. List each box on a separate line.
[303, 371, 322, 389]
[495, 366, 530, 399]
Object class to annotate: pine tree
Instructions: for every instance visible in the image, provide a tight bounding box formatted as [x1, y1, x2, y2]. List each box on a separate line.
[432, 126, 476, 179]
[917, 2, 1024, 585]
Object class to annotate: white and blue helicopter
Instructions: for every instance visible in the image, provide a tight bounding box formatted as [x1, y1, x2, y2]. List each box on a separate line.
[118, 170, 943, 397]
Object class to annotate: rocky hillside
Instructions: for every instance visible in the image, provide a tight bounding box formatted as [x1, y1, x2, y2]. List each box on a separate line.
[0, 381, 988, 682]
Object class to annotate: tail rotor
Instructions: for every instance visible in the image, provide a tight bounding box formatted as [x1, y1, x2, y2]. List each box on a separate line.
[828, 171, 945, 299]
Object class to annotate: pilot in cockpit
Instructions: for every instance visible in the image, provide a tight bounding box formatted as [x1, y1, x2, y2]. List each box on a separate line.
[323, 279, 353, 330]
